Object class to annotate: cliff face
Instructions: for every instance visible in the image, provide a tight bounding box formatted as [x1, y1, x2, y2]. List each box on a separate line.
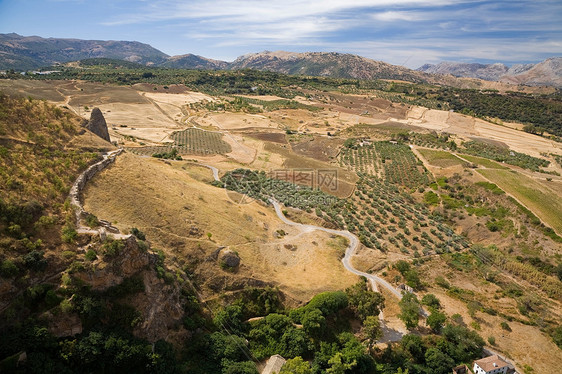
[74, 236, 150, 290]
[85, 108, 111, 142]
[70, 235, 186, 342]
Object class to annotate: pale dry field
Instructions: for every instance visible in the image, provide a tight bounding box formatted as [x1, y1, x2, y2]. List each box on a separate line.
[404, 106, 562, 158]
[198, 112, 279, 130]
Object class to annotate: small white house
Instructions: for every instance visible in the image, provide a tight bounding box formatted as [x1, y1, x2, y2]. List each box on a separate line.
[473, 355, 509, 374]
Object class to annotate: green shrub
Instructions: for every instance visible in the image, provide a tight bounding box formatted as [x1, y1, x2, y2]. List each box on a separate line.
[85, 213, 99, 228]
[60, 298, 73, 313]
[435, 276, 450, 289]
[23, 250, 47, 271]
[85, 249, 97, 261]
[424, 191, 439, 206]
[0, 259, 19, 278]
[61, 223, 77, 243]
[103, 240, 124, 258]
[130, 227, 146, 240]
[500, 321, 512, 331]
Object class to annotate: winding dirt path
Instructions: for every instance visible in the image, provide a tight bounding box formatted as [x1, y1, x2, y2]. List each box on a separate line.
[269, 199, 403, 299]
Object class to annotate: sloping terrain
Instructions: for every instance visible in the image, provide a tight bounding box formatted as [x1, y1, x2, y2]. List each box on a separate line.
[1, 74, 561, 373]
[228, 51, 428, 82]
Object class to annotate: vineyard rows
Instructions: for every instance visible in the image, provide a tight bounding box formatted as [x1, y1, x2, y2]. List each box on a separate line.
[218, 169, 468, 256]
[339, 141, 430, 187]
[127, 128, 231, 156]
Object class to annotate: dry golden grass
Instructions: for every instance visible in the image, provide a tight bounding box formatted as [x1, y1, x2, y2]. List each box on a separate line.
[82, 152, 358, 301]
[419, 258, 562, 374]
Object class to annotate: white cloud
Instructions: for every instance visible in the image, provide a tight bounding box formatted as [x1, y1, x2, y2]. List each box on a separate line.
[371, 11, 423, 22]
[99, 0, 562, 66]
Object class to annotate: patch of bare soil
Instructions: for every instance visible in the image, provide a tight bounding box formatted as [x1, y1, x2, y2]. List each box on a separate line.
[246, 132, 288, 144]
[291, 136, 344, 162]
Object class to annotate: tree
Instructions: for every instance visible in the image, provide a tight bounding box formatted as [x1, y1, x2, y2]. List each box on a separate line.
[424, 348, 455, 374]
[345, 281, 385, 321]
[362, 316, 382, 350]
[400, 334, 425, 363]
[426, 310, 447, 333]
[280, 357, 313, 374]
[394, 260, 411, 275]
[326, 352, 356, 374]
[214, 304, 245, 334]
[398, 293, 420, 329]
[222, 360, 259, 374]
[421, 294, 441, 311]
[302, 308, 325, 338]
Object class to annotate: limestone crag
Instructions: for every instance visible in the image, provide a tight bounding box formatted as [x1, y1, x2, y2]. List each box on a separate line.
[85, 108, 111, 142]
[74, 236, 150, 290]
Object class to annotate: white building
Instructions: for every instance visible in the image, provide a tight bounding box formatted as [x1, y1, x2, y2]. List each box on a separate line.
[473, 355, 509, 374]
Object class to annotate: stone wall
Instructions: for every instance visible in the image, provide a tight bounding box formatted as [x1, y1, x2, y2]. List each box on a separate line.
[69, 149, 123, 233]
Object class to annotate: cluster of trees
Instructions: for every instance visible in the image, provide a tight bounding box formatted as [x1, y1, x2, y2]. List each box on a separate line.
[152, 148, 183, 160]
[182, 282, 386, 374]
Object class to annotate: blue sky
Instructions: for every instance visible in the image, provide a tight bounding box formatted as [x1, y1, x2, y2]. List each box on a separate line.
[1, 0, 561, 68]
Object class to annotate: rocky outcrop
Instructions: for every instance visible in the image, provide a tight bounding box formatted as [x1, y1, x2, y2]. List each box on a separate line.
[73, 236, 186, 342]
[46, 312, 83, 338]
[74, 236, 150, 290]
[219, 249, 240, 268]
[134, 271, 186, 342]
[84, 108, 110, 142]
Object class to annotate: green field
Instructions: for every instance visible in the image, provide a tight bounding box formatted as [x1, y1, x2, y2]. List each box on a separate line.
[478, 169, 562, 234]
[459, 154, 509, 169]
[418, 149, 467, 168]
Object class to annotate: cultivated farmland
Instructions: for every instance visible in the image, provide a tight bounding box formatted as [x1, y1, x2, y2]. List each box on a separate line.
[128, 128, 231, 156]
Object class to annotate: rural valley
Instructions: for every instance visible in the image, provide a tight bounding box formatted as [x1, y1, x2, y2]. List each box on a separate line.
[1, 39, 562, 374]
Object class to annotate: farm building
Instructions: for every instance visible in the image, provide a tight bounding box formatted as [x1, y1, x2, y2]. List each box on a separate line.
[473, 355, 509, 374]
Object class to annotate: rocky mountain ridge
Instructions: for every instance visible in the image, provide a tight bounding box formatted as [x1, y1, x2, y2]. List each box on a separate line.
[418, 57, 562, 87]
[0, 33, 168, 70]
[1, 33, 560, 87]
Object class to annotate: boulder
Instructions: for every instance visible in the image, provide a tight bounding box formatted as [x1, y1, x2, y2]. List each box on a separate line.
[85, 108, 110, 142]
[219, 249, 240, 268]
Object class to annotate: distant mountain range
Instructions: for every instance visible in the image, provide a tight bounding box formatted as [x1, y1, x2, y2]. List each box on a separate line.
[417, 58, 562, 88]
[0, 33, 168, 69]
[1, 33, 560, 88]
